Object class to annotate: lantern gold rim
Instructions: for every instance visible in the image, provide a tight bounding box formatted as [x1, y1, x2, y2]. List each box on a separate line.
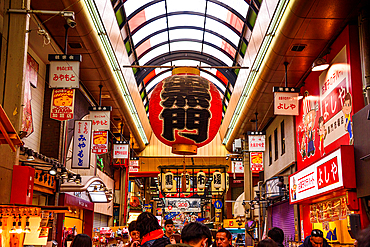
[172, 144, 197, 155]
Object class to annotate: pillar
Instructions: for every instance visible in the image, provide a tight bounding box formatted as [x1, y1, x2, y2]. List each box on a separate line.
[0, 0, 31, 204]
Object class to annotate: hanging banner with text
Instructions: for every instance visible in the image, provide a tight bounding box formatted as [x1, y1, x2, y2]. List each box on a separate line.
[165, 198, 201, 212]
[129, 159, 139, 172]
[250, 152, 263, 172]
[50, 89, 75, 121]
[48, 54, 81, 88]
[113, 141, 129, 159]
[273, 87, 300, 116]
[89, 106, 112, 131]
[92, 131, 108, 154]
[231, 158, 244, 173]
[248, 134, 266, 151]
[72, 120, 92, 169]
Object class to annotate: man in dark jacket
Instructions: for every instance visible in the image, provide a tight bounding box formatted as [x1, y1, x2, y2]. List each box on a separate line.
[268, 227, 284, 247]
[166, 221, 213, 247]
[299, 229, 331, 247]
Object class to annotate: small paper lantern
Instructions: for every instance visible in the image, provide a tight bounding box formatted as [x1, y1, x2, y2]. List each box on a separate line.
[213, 171, 222, 189]
[197, 171, 206, 190]
[165, 172, 174, 190]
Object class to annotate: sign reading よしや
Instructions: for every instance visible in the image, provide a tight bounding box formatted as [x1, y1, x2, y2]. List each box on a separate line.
[289, 146, 356, 203]
[273, 87, 300, 116]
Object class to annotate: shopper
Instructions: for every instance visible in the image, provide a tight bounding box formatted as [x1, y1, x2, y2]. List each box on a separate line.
[215, 228, 232, 247]
[356, 225, 370, 247]
[164, 219, 176, 244]
[268, 227, 284, 247]
[136, 212, 171, 247]
[257, 239, 278, 247]
[70, 234, 92, 247]
[127, 221, 141, 247]
[299, 229, 331, 247]
[167, 221, 212, 247]
[235, 234, 244, 247]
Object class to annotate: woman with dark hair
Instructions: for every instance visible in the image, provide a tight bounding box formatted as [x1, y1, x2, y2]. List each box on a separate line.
[71, 234, 92, 247]
[257, 239, 278, 247]
[136, 212, 171, 247]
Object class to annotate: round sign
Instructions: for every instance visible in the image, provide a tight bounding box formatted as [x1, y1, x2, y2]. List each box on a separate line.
[214, 200, 223, 209]
[168, 205, 173, 211]
[149, 70, 222, 150]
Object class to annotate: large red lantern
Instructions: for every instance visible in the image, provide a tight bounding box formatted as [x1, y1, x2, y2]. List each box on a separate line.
[149, 68, 222, 155]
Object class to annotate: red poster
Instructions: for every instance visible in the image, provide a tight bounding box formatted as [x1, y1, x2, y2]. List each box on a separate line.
[92, 131, 108, 154]
[316, 156, 339, 189]
[250, 152, 263, 172]
[50, 89, 75, 121]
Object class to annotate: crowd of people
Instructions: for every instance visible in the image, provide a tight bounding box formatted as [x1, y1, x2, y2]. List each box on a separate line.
[70, 212, 370, 247]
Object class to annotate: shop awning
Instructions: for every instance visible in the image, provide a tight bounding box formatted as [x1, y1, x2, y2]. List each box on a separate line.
[0, 105, 23, 151]
[233, 192, 245, 217]
[60, 176, 113, 203]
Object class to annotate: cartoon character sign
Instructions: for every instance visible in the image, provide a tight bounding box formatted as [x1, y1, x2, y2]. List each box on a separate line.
[342, 93, 353, 145]
[290, 177, 297, 200]
[317, 116, 327, 156]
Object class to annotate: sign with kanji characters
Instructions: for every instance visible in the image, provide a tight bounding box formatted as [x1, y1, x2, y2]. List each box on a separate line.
[248, 135, 265, 151]
[92, 131, 108, 154]
[148, 70, 222, 151]
[231, 158, 244, 173]
[89, 106, 112, 131]
[48, 54, 81, 88]
[113, 143, 129, 159]
[72, 120, 92, 169]
[250, 152, 263, 172]
[129, 159, 139, 172]
[165, 198, 201, 212]
[289, 148, 344, 203]
[50, 89, 75, 121]
[274, 92, 299, 115]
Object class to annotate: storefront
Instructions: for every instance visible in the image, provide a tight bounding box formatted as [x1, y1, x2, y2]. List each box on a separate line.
[290, 146, 362, 245]
[270, 201, 296, 243]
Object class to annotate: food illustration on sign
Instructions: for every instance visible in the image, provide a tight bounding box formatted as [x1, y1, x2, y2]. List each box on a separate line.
[93, 132, 107, 144]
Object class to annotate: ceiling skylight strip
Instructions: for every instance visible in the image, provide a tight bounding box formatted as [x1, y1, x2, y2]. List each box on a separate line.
[84, 0, 149, 145]
[222, 0, 290, 145]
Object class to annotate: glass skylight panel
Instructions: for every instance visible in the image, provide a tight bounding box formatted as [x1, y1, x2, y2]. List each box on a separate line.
[172, 60, 201, 67]
[202, 44, 233, 66]
[207, 1, 228, 21]
[205, 18, 240, 45]
[124, 0, 148, 17]
[146, 71, 172, 93]
[216, 0, 249, 18]
[169, 28, 203, 41]
[200, 72, 226, 94]
[167, 15, 205, 29]
[167, 0, 206, 13]
[203, 32, 224, 48]
[144, 1, 166, 20]
[139, 44, 169, 65]
[132, 18, 167, 45]
[170, 41, 202, 53]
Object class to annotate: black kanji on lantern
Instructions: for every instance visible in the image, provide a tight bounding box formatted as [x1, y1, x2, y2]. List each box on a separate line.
[214, 173, 222, 185]
[160, 76, 212, 143]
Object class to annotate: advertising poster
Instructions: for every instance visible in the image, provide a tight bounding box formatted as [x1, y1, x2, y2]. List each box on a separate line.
[250, 152, 263, 172]
[50, 89, 75, 121]
[92, 131, 108, 154]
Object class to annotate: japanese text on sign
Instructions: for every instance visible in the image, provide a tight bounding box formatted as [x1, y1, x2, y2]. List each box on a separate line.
[50, 89, 75, 121]
[248, 135, 266, 151]
[89, 111, 111, 131]
[113, 144, 129, 159]
[274, 92, 299, 116]
[49, 61, 80, 88]
[92, 131, 108, 154]
[72, 120, 92, 169]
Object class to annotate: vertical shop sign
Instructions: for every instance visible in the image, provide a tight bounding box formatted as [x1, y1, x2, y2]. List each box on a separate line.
[317, 156, 339, 189]
[250, 152, 263, 172]
[273, 87, 300, 115]
[89, 106, 112, 131]
[113, 142, 129, 159]
[129, 158, 139, 172]
[248, 132, 266, 151]
[72, 120, 92, 169]
[48, 54, 81, 88]
[92, 131, 108, 154]
[231, 158, 244, 173]
[50, 89, 75, 121]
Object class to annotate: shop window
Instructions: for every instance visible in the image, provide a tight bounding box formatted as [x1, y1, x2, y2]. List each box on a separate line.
[274, 128, 278, 161]
[281, 120, 285, 155]
[269, 135, 272, 166]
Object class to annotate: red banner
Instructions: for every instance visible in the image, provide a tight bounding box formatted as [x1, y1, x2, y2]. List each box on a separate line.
[92, 131, 108, 154]
[250, 152, 263, 172]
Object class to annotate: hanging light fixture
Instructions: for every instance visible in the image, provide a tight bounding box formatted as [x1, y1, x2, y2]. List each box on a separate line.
[75, 174, 82, 184]
[24, 216, 31, 233]
[60, 167, 68, 178]
[164, 171, 174, 190]
[312, 57, 329, 71]
[26, 149, 35, 161]
[16, 215, 23, 234]
[9, 216, 16, 233]
[49, 163, 57, 176]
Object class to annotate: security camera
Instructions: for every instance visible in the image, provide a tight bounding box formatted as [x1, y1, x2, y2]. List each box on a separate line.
[66, 18, 77, 28]
[225, 156, 229, 160]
